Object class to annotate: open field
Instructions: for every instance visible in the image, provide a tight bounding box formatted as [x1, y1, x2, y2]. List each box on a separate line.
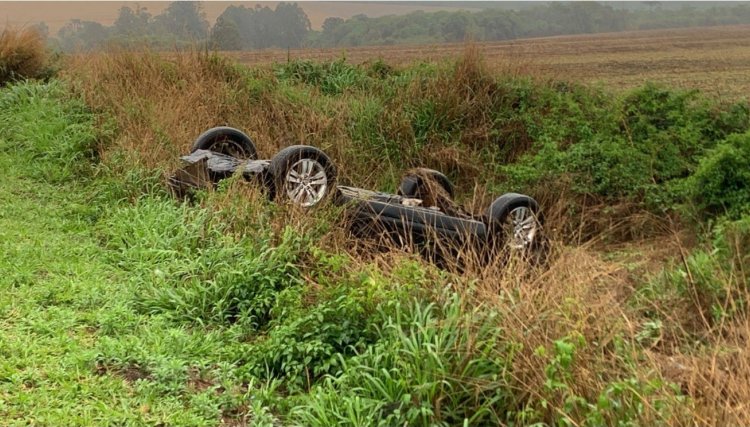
[224, 24, 750, 99]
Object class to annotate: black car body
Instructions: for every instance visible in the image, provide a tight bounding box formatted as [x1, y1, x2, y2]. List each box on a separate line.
[170, 127, 545, 260]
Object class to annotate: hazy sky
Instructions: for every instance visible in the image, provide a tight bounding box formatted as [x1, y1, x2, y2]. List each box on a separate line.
[0, 1, 482, 33]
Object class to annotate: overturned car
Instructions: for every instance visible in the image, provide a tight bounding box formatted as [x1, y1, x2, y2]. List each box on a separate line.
[169, 127, 545, 263]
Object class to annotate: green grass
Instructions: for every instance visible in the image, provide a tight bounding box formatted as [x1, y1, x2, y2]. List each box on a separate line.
[0, 82, 255, 426]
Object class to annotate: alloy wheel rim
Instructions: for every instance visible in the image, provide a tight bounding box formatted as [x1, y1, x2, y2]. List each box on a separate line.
[285, 159, 328, 207]
[508, 206, 538, 249]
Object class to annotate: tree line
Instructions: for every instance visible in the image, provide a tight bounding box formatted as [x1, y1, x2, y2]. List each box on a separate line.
[54, 2, 310, 51]
[307, 2, 750, 47]
[52, 1, 750, 51]
[57, 2, 208, 51]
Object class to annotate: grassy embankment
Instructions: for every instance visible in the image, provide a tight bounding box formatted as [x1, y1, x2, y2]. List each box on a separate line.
[1, 29, 750, 425]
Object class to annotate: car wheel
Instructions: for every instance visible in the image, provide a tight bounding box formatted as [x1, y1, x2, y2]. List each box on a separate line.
[398, 168, 454, 200]
[485, 193, 544, 252]
[269, 145, 337, 208]
[191, 127, 257, 159]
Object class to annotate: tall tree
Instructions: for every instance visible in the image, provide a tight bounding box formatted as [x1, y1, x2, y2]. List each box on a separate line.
[211, 3, 311, 49]
[113, 5, 151, 37]
[322, 17, 344, 33]
[211, 16, 242, 50]
[442, 12, 475, 42]
[57, 20, 109, 50]
[274, 2, 311, 48]
[32, 22, 50, 39]
[251, 5, 275, 48]
[154, 2, 209, 40]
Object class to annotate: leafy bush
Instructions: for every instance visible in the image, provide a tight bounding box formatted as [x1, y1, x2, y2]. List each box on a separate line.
[0, 27, 54, 85]
[240, 292, 375, 391]
[527, 334, 674, 427]
[619, 86, 706, 192]
[714, 214, 750, 270]
[500, 83, 750, 210]
[689, 132, 750, 219]
[233, 256, 430, 391]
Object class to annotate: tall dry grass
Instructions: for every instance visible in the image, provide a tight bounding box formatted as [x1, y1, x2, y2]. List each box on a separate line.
[65, 50, 352, 179]
[63, 46, 541, 194]
[0, 27, 50, 85]
[421, 214, 750, 425]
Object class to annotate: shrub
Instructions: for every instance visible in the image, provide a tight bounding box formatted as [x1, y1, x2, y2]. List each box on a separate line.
[234, 257, 430, 391]
[500, 83, 750, 213]
[689, 132, 750, 219]
[240, 292, 375, 391]
[0, 27, 53, 85]
[526, 334, 676, 427]
[714, 214, 750, 270]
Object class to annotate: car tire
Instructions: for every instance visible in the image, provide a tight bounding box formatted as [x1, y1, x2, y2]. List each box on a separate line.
[191, 127, 257, 159]
[485, 193, 544, 253]
[269, 145, 337, 208]
[398, 168, 455, 200]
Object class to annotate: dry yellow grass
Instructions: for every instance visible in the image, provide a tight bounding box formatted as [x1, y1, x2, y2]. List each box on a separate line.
[65, 50, 352, 177]
[64, 46, 497, 191]
[0, 26, 49, 84]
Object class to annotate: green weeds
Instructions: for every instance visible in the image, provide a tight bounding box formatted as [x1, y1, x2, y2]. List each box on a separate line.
[292, 296, 514, 426]
[275, 58, 374, 95]
[0, 81, 100, 182]
[642, 214, 750, 326]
